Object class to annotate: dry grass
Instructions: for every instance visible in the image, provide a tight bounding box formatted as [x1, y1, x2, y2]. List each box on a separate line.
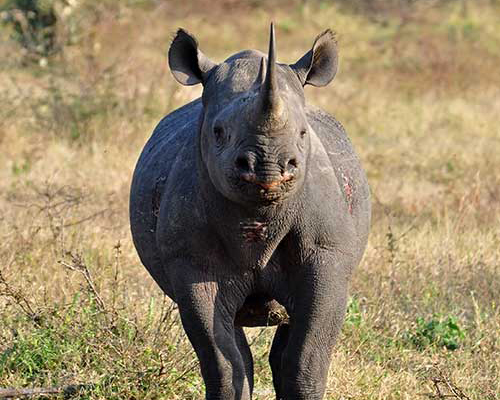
[0, 0, 499, 399]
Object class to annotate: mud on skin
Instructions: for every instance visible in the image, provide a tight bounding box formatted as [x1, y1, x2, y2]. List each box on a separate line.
[129, 23, 371, 400]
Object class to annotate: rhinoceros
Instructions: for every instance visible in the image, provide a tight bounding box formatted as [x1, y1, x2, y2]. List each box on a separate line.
[130, 24, 370, 400]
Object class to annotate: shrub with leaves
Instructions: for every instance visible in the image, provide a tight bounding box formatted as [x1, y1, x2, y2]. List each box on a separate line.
[406, 315, 465, 351]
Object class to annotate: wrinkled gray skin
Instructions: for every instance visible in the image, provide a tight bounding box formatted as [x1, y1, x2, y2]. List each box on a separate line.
[130, 25, 370, 400]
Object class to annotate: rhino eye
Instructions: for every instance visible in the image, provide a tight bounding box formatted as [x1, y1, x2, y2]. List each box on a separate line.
[213, 126, 225, 144]
[300, 129, 307, 138]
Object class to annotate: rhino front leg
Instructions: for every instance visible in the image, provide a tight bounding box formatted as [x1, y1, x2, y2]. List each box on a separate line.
[172, 264, 252, 400]
[279, 253, 351, 400]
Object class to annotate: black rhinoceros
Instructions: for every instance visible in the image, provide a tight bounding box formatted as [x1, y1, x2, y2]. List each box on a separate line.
[130, 24, 370, 400]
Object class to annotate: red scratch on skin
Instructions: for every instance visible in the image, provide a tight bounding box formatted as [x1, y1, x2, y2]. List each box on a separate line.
[240, 221, 268, 243]
[342, 173, 354, 214]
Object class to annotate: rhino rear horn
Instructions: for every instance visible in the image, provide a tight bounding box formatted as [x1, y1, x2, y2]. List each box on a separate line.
[291, 29, 338, 87]
[168, 28, 217, 86]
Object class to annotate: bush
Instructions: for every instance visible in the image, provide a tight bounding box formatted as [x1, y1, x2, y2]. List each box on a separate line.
[1, 0, 58, 57]
[405, 315, 465, 351]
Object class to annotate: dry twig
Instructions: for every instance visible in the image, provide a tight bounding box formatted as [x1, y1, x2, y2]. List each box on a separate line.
[421, 364, 472, 400]
[0, 384, 89, 399]
[58, 251, 107, 313]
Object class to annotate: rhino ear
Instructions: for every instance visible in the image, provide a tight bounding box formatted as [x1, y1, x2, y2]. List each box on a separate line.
[290, 29, 338, 87]
[168, 28, 217, 86]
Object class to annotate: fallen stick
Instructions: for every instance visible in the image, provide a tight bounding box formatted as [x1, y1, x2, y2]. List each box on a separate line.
[0, 384, 87, 399]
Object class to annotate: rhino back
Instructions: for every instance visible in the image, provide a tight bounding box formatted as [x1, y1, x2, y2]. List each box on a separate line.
[129, 99, 202, 292]
[306, 105, 371, 249]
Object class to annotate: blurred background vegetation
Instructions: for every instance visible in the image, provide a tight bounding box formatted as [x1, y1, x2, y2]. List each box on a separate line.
[0, 0, 499, 399]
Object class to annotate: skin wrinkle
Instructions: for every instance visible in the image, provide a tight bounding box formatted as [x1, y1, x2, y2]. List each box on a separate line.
[130, 27, 370, 400]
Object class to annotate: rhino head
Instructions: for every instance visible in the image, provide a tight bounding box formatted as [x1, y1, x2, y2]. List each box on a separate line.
[168, 24, 338, 206]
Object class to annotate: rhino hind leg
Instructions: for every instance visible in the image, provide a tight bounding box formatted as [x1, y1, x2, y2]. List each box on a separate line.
[269, 323, 290, 400]
[235, 327, 254, 395]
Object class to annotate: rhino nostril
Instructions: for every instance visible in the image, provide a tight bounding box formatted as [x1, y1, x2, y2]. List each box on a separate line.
[236, 156, 251, 172]
[286, 158, 298, 171]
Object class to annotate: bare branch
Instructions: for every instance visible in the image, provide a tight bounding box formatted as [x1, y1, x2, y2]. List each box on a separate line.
[0, 384, 89, 399]
[58, 252, 107, 313]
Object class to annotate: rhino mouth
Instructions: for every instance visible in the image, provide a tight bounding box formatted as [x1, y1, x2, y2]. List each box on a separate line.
[232, 176, 296, 204]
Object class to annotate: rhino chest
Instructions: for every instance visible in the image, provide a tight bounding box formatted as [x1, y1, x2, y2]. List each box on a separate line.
[213, 217, 289, 272]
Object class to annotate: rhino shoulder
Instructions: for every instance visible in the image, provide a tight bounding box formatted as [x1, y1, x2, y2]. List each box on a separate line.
[147, 98, 203, 149]
[305, 104, 371, 251]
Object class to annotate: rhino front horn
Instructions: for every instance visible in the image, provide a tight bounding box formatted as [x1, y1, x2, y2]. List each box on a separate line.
[259, 23, 287, 131]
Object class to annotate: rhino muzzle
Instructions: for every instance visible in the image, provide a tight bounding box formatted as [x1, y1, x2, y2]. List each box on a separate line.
[230, 151, 300, 204]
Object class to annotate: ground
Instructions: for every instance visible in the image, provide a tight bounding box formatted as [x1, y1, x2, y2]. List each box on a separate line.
[0, 0, 499, 399]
